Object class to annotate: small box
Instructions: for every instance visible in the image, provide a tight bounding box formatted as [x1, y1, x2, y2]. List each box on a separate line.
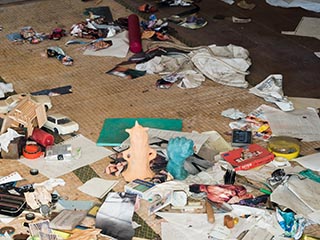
[231, 130, 252, 147]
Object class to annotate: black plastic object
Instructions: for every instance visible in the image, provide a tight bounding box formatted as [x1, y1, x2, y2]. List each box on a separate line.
[30, 169, 39, 175]
[25, 212, 35, 221]
[0, 193, 26, 217]
[232, 129, 252, 147]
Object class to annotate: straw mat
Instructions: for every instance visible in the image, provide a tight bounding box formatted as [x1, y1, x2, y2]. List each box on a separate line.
[0, 0, 319, 239]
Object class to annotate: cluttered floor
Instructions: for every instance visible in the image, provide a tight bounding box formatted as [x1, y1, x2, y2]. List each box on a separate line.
[0, 0, 320, 239]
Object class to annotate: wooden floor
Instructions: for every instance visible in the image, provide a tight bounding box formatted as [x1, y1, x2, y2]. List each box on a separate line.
[116, 0, 320, 98]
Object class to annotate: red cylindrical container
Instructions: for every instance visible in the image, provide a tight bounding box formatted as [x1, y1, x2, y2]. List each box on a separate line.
[128, 14, 142, 53]
[31, 128, 54, 147]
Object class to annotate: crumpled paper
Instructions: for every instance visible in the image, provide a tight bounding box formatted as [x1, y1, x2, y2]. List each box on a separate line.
[221, 108, 246, 120]
[249, 74, 294, 111]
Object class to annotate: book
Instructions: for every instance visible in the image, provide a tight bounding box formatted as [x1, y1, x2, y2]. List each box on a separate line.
[221, 144, 274, 171]
[49, 209, 87, 230]
[124, 179, 155, 200]
[78, 177, 119, 199]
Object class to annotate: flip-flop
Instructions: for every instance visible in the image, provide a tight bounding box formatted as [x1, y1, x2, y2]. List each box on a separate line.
[138, 3, 158, 13]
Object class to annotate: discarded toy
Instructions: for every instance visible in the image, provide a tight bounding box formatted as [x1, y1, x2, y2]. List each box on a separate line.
[166, 137, 194, 180]
[122, 121, 157, 182]
[43, 113, 79, 135]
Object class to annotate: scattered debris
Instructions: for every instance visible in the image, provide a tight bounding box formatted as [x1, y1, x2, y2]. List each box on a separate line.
[46, 46, 74, 66]
[249, 74, 294, 111]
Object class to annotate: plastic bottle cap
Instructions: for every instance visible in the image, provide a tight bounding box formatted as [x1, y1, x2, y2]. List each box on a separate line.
[30, 169, 39, 175]
[25, 213, 35, 221]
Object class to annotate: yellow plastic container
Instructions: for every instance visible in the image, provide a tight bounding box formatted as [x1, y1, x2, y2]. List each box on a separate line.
[267, 136, 300, 160]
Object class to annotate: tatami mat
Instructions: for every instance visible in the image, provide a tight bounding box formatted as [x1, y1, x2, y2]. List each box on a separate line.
[0, 0, 320, 239]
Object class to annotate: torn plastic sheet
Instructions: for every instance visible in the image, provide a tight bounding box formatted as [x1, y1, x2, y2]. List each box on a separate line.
[0, 82, 14, 98]
[276, 208, 308, 239]
[0, 128, 24, 152]
[221, 108, 246, 120]
[249, 74, 294, 111]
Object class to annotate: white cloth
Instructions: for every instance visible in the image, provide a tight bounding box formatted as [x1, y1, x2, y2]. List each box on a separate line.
[190, 44, 251, 88]
[137, 44, 251, 88]
[266, 0, 320, 12]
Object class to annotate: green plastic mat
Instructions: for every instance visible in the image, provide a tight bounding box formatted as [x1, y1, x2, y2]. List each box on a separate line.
[97, 117, 183, 147]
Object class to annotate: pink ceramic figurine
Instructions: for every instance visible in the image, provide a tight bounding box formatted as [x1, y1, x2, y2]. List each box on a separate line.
[122, 121, 157, 182]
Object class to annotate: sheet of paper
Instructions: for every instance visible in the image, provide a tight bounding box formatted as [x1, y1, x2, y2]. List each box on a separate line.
[150, 129, 209, 153]
[83, 30, 129, 58]
[271, 175, 320, 216]
[241, 226, 273, 240]
[288, 97, 320, 110]
[120, 128, 209, 154]
[161, 222, 209, 240]
[19, 134, 113, 178]
[249, 74, 293, 111]
[144, 128, 209, 154]
[96, 192, 135, 240]
[308, 210, 320, 224]
[0, 214, 15, 224]
[0, 172, 23, 184]
[282, 17, 320, 39]
[295, 152, 320, 171]
[156, 212, 216, 234]
[157, 206, 284, 240]
[78, 177, 118, 198]
[260, 104, 320, 141]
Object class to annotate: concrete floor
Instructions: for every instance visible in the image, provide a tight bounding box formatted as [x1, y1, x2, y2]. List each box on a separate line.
[115, 0, 320, 98]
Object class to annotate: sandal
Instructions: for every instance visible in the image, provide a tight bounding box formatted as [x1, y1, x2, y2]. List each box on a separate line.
[138, 4, 158, 13]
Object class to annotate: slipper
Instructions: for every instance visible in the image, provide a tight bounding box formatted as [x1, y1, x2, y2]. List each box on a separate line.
[178, 15, 207, 29]
[138, 4, 158, 13]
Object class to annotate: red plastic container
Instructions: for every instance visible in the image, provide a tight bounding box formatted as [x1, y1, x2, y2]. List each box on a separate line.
[31, 128, 54, 147]
[128, 14, 142, 53]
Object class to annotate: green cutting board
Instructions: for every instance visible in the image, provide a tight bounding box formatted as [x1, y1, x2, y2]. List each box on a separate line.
[96, 118, 183, 146]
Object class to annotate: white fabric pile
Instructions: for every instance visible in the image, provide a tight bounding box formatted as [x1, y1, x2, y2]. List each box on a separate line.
[136, 44, 251, 88]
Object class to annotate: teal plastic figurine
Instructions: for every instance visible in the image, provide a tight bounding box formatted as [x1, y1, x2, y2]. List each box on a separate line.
[166, 137, 194, 180]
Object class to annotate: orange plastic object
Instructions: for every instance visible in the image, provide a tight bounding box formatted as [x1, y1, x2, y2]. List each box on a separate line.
[23, 144, 43, 159]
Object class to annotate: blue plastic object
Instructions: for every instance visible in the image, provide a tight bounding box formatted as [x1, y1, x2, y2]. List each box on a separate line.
[166, 137, 194, 180]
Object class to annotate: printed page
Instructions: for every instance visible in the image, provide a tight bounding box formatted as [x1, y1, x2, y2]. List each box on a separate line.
[261, 104, 320, 141]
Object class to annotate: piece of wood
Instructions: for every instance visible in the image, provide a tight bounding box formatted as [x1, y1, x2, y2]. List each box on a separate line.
[206, 200, 215, 223]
